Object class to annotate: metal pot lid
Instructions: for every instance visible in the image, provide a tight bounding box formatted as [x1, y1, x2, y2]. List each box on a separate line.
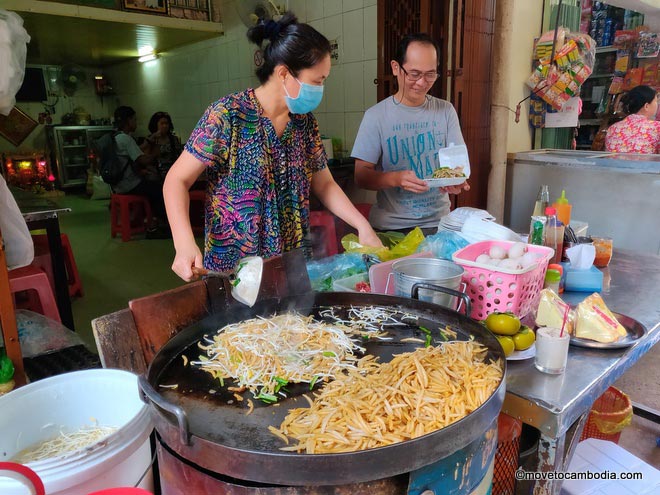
[142, 291, 505, 485]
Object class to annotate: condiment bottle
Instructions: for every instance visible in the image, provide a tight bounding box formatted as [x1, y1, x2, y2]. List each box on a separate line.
[543, 206, 564, 265]
[544, 269, 562, 294]
[553, 190, 572, 227]
[532, 185, 550, 217]
[547, 263, 564, 293]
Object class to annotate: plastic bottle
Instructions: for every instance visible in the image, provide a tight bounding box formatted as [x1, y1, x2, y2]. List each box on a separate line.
[553, 190, 572, 227]
[548, 263, 565, 293]
[544, 207, 564, 265]
[544, 269, 562, 294]
[532, 185, 550, 217]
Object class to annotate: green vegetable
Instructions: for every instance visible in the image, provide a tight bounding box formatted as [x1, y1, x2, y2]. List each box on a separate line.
[425, 334, 433, 347]
[322, 351, 336, 358]
[309, 375, 320, 390]
[255, 392, 278, 403]
[0, 352, 14, 384]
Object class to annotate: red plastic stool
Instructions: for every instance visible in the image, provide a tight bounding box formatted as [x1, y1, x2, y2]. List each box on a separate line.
[189, 189, 206, 236]
[32, 234, 84, 298]
[309, 210, 338, 258]
[110, 194, 153, 242]
[9, 265, 61, 322]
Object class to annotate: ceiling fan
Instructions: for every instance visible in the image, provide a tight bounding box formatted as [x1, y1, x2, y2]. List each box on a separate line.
[235, 0, 287, 28]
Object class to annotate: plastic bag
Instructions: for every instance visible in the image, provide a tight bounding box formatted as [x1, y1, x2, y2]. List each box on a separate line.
[90, 173, 112, 200]
[0, 174, 33, 269]
[341, 228, 425, 262]
[417, 231, 469, 260]
[0, 310, 84, 358]
[306, 253, 367, 292]
[0, 11, 31, 116]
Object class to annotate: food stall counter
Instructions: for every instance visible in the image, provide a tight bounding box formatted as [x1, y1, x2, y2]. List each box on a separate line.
[502, 248, 660, 494]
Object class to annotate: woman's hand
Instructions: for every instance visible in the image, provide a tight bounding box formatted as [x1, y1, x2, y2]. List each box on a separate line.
[171, 241, 204, 282]
[396, 170, 430, 193]
[358, 225, 383, 248]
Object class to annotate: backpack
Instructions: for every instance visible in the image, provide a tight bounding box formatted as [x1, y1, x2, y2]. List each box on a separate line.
[96, 132, 131, 186]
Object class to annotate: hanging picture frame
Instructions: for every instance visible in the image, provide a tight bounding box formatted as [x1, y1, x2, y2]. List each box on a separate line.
[122, 0, 168, 15]
[0, 107, 38, 147]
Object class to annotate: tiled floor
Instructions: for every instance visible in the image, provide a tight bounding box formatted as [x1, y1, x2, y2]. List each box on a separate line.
[56, 193, 659, 473]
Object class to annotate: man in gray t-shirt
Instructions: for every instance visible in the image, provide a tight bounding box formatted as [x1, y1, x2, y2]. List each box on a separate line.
[352, 34, 469, 232]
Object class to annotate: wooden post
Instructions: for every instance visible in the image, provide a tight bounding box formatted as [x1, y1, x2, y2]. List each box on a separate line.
[0, 229, 27, 387]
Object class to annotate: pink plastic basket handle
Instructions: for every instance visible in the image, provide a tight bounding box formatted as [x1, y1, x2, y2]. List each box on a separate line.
[0, 462, 45, 495]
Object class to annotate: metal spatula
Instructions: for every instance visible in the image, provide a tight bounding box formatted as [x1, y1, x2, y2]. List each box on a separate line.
[192, 256, 264, 307]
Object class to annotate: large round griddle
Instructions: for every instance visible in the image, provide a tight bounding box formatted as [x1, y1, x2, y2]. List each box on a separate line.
[140, 291, 506, 485]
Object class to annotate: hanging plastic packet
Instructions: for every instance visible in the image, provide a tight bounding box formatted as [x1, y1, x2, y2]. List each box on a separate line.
[529, 216, 547, 246]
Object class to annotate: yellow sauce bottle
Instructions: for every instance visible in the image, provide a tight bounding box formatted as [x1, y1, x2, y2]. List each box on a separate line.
[553, 190, 572, 227]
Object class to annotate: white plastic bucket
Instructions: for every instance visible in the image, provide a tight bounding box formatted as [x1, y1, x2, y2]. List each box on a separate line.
[0, 369, 154, 495]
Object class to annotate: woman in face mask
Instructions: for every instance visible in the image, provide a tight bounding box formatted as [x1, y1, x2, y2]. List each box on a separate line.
[164, 13, 382, 281]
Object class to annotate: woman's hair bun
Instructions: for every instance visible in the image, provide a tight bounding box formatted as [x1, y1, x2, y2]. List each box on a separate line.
[247, 12, 298, 46]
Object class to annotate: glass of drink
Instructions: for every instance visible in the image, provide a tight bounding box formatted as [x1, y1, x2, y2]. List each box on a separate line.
[592, 237, 613, 268]
[534, 327, 570, 374]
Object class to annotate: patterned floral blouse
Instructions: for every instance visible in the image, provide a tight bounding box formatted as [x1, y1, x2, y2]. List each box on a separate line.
[185, 88, 327, 271]
[605, 114, 660, 154]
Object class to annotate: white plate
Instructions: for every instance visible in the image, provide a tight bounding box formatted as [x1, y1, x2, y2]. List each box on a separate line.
[507, 343, 536, 361]
[425, 177, 467, 188]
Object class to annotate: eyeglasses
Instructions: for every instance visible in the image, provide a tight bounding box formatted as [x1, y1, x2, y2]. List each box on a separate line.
[400, 66, 439, 82]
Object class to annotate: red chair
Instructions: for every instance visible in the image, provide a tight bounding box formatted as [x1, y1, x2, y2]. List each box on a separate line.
[189, 189, 206, 236]
[31, 234, 83, 298]
[110, 194, 153, 242]
[309, 210, 338, 258]
[354, 203, 372, 219]
[9, 265, 61, 322]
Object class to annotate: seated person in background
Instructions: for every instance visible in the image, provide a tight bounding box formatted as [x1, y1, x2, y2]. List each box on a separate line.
[112, 106, 169, 237]
[605, 85, 660, 154]
[146, 112, 183, 181]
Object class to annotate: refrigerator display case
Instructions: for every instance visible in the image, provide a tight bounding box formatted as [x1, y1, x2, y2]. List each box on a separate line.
[47, 125, 114, 188]
[505, 150, 660, 255]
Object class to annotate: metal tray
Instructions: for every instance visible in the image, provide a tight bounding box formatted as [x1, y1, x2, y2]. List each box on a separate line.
[569, 312, 647, 349]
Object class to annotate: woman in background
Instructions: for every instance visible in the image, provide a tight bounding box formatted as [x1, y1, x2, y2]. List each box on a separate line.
[147, 111, 182, 181]
[164, 13, 381, 281]
[605, 85, 660, 154]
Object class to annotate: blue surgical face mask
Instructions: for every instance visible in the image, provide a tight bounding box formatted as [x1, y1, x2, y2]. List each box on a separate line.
[283, 77, 324, 114]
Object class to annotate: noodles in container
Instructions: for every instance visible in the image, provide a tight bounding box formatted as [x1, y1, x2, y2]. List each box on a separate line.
[426, 143, 471, 188]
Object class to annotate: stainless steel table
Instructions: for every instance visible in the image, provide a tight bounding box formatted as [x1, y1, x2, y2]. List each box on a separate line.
[12, 189, 74, 330]
[502, 249, 660, 494]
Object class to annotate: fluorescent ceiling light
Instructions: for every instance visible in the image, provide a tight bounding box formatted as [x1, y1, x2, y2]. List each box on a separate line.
[138, 45, 154, 56]
[138, 53, 158, 63]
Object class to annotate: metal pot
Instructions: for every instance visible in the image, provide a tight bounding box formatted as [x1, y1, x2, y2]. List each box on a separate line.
[392, 258, 464, 309]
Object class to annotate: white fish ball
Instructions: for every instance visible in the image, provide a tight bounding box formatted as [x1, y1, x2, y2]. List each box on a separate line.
[489, 245, 507, 260]
[520, 251, 539, 268]
[507, 242, 527, 260]
[475, 254, 491, 264]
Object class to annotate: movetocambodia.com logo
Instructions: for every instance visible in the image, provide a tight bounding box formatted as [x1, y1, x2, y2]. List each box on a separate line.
[515, 469, 643, 481]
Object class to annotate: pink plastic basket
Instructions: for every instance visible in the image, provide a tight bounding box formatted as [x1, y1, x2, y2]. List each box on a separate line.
[452, 240, 554, 320]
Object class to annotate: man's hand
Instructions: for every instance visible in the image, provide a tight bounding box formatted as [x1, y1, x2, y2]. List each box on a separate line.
[441, 181, 470, 195]
[397, 170, 430, 193]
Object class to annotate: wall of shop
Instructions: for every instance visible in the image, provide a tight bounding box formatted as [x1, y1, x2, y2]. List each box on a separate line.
[105, 0, 378, 157]
[505, 0, 545, 153]
[0, 69, 116, 154]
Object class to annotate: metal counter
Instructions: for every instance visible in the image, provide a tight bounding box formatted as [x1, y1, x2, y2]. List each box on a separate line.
[501, 248, 660, 494]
